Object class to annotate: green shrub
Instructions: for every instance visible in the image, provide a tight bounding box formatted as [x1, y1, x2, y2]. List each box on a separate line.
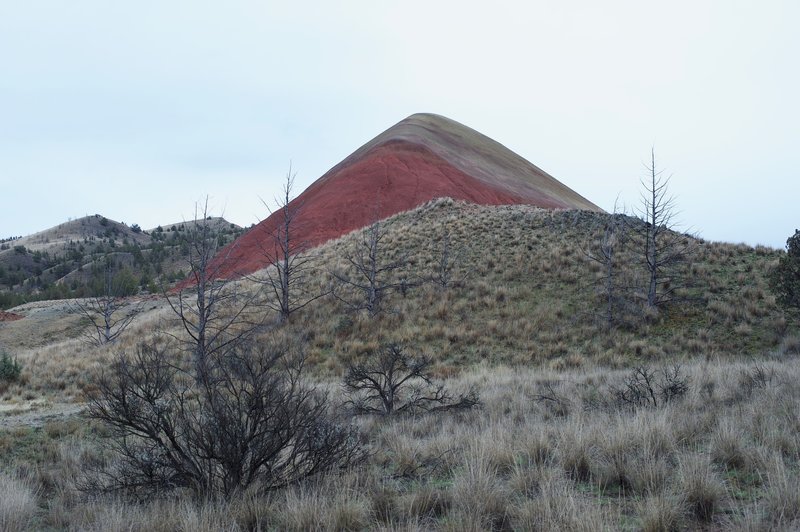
[0, 352, 22, 382]
[769, 229, 800, 312]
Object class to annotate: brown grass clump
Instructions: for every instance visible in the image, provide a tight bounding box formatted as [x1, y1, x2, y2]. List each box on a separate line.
[510, 472, 611, 531]
[762, 457, 800, 526]
[677, 454, 728, 522]
[637, 494, 686, 532]
[0, 472, 38, 531]
[450, 454, 511, 530]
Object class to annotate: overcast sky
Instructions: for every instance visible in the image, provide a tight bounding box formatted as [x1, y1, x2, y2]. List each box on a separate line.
[1, 1, 798, 247]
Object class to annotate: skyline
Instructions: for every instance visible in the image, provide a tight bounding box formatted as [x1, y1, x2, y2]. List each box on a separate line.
[1, 1, 798, 248]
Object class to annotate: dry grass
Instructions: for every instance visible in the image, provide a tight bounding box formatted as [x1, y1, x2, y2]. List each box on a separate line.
[2, 200, 791, 403]
[0, 356, 796, 529]
[0, 201, 797, 529]
[0, 473, 38, 531]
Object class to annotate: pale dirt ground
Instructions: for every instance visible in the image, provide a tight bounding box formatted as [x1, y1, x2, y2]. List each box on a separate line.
[0, 400, 85, 429]
[0, 299, 86, 352]
[0, 296, 168, 429]
[0, 296, 165, 352]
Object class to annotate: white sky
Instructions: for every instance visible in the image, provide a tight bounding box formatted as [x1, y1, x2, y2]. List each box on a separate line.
[1, 1, 798, 247]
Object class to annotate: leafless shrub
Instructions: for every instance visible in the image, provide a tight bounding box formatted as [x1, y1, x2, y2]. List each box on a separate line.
[342, 344, 479, 416]
[532, 381, 571, 418]
[659, 364, 690, 404]
[85, 340, 363, 499]
[584, 203, 640, 330]
[738, 363, 776, 397]
[610, 365, 689, 409]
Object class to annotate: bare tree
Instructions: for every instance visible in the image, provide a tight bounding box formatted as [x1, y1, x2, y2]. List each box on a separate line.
[164, 199, 258, 377]
[254, 167, 326, 323]
[638, 150, 695, 310]
[585, 201, 633, 329]
[331, 219, 409, 317]
[86, 339, 363, 499]
[429, 226, 467, 290]
[72, 261, 142, 346]
[343, 343, 479, 416]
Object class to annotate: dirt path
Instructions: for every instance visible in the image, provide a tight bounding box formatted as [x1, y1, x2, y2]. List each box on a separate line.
[0, 401, 86, 429]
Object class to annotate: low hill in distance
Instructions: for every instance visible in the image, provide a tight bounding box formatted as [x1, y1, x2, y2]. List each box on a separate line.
[0, 215, 243, 309]
[213, 113, 602, 278]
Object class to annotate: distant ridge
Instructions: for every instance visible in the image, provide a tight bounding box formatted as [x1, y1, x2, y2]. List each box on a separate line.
[214, 113, 602, 277]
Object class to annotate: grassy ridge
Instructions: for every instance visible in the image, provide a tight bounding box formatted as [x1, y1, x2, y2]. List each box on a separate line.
[287, 199, 789, 373]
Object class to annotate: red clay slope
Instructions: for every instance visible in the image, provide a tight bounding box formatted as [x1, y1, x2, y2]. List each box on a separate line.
[0, 311, 22, 322]
[214, 113, 602, 278]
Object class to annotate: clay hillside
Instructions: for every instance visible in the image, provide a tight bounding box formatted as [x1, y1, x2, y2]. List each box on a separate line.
[213, 113, 602, 278]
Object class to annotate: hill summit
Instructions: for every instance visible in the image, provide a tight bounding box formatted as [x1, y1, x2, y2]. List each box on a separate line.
[216, 113, 601, 277]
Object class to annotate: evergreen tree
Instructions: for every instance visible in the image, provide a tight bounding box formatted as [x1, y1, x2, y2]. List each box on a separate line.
[769, 229, 800, 313]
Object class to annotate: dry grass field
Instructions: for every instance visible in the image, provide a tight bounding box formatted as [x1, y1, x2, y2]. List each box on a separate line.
[0, 200, 797, 530]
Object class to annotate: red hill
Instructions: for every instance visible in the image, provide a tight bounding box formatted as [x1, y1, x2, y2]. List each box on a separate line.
[215, 113, 601, 278]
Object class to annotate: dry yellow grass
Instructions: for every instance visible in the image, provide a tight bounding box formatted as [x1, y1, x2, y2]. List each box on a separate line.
[0, 201, 796, 529]
[1, 200, 791, 402]
[0, 356, 798, 529]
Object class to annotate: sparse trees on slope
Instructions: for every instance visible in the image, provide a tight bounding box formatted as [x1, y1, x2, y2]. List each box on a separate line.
[769, 229, 800, 313]
[254, 167, 326, 323]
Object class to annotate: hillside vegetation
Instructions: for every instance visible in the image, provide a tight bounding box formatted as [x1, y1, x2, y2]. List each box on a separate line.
[1, 200, 798, 531]
[0, 215, 243, 309]
[0, 199, 792, 399]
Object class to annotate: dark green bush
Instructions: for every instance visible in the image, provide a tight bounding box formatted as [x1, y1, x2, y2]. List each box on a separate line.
[0, 352, 22, 382]
[770, 229, 800, 312]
